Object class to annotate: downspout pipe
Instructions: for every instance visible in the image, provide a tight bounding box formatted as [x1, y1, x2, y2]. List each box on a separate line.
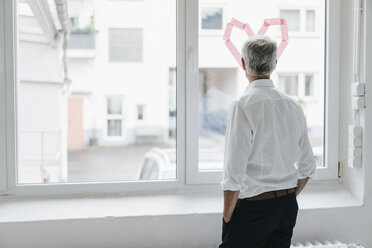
[54, 0, 71, 84]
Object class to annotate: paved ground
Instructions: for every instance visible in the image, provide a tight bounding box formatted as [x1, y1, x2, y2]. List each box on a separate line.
[68, 142, 174, 182]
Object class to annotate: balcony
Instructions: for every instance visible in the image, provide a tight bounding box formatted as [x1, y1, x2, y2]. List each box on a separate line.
[68, 29, 96, 58]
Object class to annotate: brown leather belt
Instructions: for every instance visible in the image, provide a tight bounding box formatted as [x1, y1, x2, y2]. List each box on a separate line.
[240, 187, 297, 201]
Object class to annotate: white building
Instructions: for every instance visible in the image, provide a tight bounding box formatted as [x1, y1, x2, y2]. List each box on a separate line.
[17, 0, 70, 183]
[67, 0, 324, 150]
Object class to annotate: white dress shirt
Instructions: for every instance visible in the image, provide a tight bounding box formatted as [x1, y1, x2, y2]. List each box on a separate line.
[221, 79, 316, 198]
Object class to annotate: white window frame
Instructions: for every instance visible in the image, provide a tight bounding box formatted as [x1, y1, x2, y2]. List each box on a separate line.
[104, 95, 125, 140]
[186, 0, 340, 184]
[0, 0, 339, 196]
[278, 6, 321, 37]
[277, 72, 319, 102]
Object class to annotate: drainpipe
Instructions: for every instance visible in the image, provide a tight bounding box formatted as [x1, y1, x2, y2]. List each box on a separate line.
[54, 0, 71, 84]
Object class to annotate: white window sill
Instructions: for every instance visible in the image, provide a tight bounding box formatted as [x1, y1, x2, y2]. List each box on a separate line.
[0, 181, 363, 224]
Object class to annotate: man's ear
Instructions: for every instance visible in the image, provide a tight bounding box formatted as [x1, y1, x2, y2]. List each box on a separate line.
[241, 58, 246, 70]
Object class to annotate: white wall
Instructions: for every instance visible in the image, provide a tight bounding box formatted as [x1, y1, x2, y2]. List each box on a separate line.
[17, 39, 67, 183]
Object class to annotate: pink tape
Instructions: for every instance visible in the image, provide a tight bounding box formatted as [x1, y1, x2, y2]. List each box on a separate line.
[281, 24, 288, 41]
[222, 17, 289, 68]
[230, 18, 245, 30]
[225, 40, 243, 67]
[265, 18, 283, 25]
[223, 23, 233, 41]
[277, 40, 288, 60]
[257, 24, 269, 35]
[244, 24, 255, 37]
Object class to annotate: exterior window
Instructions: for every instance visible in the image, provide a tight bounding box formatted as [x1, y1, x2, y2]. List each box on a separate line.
[201, 7, 223, 30]
[305, 75, 315, 96]
[280, 9, 300, 31]
[107, 120, 122, 136]
[107, 97, 122, 115]
[137, 104, 144, 120]
[107, 97, 123, 137]
[306, 10, 316, 32]
[280, 8, 316, 33]
[109, 28, 143, 62]
[279, 75, 299, 96]
[69, 16, 79, 29]
[2, 0, 339, 192]
[278, 74, 316, 98]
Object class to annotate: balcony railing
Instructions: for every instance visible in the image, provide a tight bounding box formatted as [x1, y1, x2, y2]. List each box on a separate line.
[68, 30, 96, 50]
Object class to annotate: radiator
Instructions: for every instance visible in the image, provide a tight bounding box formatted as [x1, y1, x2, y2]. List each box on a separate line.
[291, 241, 365, 248]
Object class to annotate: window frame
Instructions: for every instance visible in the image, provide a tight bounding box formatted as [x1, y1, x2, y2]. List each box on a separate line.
[278, 6, 321, 36]
[0, 0, 340, 196]
[277, 72, 319, 102]
[104, 95, 125, 139]
[186, 0, 340, 184]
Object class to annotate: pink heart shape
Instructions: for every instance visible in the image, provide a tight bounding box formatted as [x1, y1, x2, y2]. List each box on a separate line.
[222, 17, 289, 69]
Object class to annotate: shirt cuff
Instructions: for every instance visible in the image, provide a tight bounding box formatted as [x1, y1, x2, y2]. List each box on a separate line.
[297, 165, 317, 179]
[220, 180, 241, 191]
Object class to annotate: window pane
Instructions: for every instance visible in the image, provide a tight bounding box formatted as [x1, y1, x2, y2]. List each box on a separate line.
[109, 28, 143, 62]
[280, 9, 300, 32]
[201, 7, 223, 30]
[16, 0, 177, 183]
[278, 75, 299, 96]
[137, 104, 144, 120]
[305, 75, 314, 96]
[107, 97, 122, 115]
[198, 0, 326, 171]
[107, 120, 122, 136]
[306, 10, 316, 32]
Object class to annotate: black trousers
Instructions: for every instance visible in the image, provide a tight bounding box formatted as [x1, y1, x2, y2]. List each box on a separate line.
[219, 191, 298, 248]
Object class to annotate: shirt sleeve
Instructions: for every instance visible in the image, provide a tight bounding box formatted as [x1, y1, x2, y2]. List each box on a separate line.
[221, 100, 253, 191]
[295, 109, 317, 179]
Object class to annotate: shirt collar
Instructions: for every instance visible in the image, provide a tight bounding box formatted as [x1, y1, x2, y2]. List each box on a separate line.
[244, 79, 275, 92]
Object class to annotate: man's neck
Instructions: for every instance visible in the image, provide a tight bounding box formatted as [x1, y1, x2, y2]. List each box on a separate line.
[248, 75, 270, 83]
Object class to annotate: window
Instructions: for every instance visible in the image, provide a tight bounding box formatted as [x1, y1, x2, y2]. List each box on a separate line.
[306, 10, 316, 32]
[186, 0, 334, 184]
[109, 28, 143, 62]
[137, 104, 144, 120]
[280, 9, 300, 31]
[201, 7, 223, 30]
[107, 97, 123, 137]
[10, 0, 176, 185]
[278, 73, 317, 99]
[278, 75, 299, 96]
[69, 16, 79, 29]
[305, 75, 315, 96]
[280, 8, 317, 33]
[0, 0, 340, 194]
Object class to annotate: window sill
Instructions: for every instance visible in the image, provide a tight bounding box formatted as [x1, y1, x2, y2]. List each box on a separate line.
[0, 181, 363, 223]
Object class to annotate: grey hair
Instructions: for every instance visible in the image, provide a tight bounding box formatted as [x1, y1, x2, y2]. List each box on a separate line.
[241, 35, 277, 77]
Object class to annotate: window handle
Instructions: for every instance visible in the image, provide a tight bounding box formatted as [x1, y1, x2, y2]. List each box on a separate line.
[188, 47, 197, 73]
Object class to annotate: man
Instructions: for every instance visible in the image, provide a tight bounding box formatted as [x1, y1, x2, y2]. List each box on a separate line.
[219, 35, 316, 248]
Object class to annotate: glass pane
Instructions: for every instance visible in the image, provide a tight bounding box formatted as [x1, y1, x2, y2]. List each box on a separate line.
[198, 0, 326, 170]
[278, 75, 299, 96]
[305, 75, 314, 96]
[306, 10, 316, 32]
[280, 9, 300, 32]
[107, 97, 122, 115]
[16, 0, 177, 184]
[107, 120, 122, 136]
[201, 7, 223, 30]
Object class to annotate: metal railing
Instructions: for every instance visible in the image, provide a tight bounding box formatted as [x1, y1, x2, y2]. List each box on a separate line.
[19, 128, 62, 182]
[68, 30, 96, 50]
